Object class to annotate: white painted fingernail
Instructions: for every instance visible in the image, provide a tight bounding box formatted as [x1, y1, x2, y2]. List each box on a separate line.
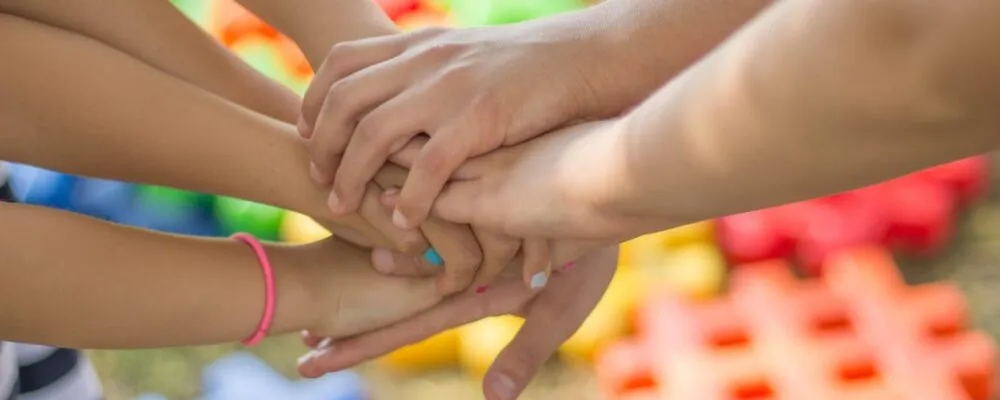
[297, 351, 316, 365]
[317, 337, 334, 350]
[529, 272, 548, 289]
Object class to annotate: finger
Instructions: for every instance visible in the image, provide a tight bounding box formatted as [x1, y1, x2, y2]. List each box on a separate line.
[431, 179, 482, 224]
[329, 93, 430, 214]
[309, 61, 414, 187]
[370, 247, 442, 277]
[301, 330, 324, 348]
[392, 129, 474, 229]
[356, 182, 428, 256]
[521, 239, 551, 290]
[483, 247, 618, 400]
[387, 135, 428, 168]
[468, 228, 520, 294]
[375, 175, 483, 295]
[300, 35, 407, 137]
[297, 278, 534, 378]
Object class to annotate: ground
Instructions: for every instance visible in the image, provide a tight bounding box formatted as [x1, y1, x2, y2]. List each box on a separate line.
[90, 171, 1000, 400]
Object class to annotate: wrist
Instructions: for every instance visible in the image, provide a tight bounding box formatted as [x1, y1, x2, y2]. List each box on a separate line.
[552, 119, 660, 239]
[263, 244, 324, 335]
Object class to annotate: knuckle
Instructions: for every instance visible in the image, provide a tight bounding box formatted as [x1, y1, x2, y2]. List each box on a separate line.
[354, 115, 390, 143]
[326, 42, 360, 64]
[324, 79, 353, 108]
[418, 145, 458, 178]
[414, 26, 449, 38]
[395, 234, 427, 256]
[421, 41, 464, 61]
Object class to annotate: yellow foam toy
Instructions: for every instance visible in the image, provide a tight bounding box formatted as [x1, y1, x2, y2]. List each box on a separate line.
[661, 220, 716, 249]
[280, 211, 332, 244]
[379, 329, 461, 371]
[559, 267, 647, 364]
[618, 232, 671, 269]
[653, 242, 727, 300]
[458, 316, 524, 377]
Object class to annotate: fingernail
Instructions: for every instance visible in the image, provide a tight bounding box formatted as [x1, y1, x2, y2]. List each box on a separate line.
[327, 190, 342, 212]
[422, 248, 443, 266]
[530, 272, 548, 289]
[297, 351, 315, 366]
[475, 286, 488, 294]
[309, 162, 324, 183]
[490, 373, 518, 400]
[380, 188, 400, 207]
[392, 209, 410, 229]
[372, 248, 396, 273]
[316, 337, 333, 350]
[562, 261, 575, 272]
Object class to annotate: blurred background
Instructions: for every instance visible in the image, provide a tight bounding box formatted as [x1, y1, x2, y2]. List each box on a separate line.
[6, 0, 1000, 398]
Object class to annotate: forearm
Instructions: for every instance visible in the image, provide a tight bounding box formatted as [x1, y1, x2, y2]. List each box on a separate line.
[235, 0, 397, 67]
[0, 202, 316, 348]
[0, 16, 390, 244]
[594, 0, 1000, 233]
[0, 0, 300, 122]
[575, 0, 771, 115]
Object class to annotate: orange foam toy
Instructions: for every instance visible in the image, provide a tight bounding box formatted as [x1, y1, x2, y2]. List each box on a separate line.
[597, 246, 996, 400]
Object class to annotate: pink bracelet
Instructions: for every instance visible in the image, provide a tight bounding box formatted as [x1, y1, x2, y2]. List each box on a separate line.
[231, 233, 276, 346]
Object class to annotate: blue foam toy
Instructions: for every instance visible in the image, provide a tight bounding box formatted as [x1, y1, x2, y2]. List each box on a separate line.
[4, 163, 78, 209]
[70, 178, 137, 220]
[202, 353, 367, 400]
[116, 205, 220, 237]
[114, 186, 220, 236]
[134, 394, 168, 400]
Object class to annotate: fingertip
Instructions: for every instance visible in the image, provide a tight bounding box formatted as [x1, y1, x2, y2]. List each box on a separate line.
[326, 189, 350, 216]
[392, 208, 415, 230]
[310, 162, 327, 184]
[380, 187, 401, 207]
[484, 371, 521, 400]
[297, 118, 313, 139]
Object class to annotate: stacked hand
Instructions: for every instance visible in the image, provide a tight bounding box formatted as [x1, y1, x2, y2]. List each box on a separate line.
[286, 14, 652, 400]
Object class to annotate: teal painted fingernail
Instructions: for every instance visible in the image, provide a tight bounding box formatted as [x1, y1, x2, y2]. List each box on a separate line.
[530, 272, 548, 289]
[422, 248, 443, 266]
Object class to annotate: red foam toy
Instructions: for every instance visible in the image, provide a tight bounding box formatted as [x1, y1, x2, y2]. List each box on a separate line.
[918, 157, 990, 207]
[870, 176, 956, 256]
[596, 247, 996, 400]
[375, 0, 422, 20]
[716, 210, 795, 266]
[795, 195, 888, 275]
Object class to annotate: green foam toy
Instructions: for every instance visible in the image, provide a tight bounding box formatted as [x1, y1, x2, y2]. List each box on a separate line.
[136, 185, 211, 211]
[214, 196, 285, 241]
[170, 0, 214, 27]
[449, 0, 584, 26]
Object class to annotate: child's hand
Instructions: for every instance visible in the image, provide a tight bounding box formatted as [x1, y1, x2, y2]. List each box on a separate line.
[298, 245, 619, 400]
[299, 22, 626, 230]
[293, 236, 443, 339]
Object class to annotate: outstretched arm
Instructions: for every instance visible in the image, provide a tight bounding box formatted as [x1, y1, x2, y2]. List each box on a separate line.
[0, 202, 440, 349]
[0, 0, 300, 122]
[234, 0, 397, 67]
[599, 0, 1000, 233]
[431, 0, 1000, 241]
[0, 15, 396, 245]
